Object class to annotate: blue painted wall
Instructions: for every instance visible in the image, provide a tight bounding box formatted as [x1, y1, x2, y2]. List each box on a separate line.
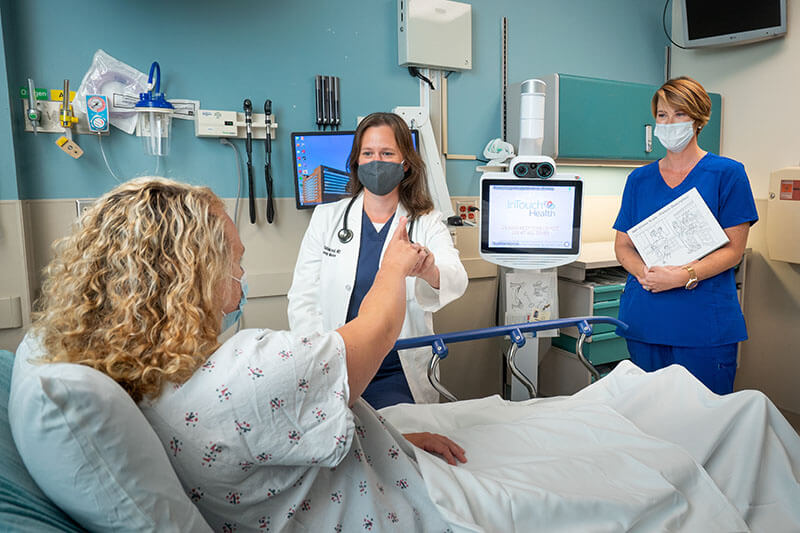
[0, 2, 19, 200]
[3, 0, 668, 201]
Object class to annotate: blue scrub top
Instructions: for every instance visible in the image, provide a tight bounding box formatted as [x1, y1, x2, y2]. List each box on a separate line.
[613, 153, 758, 347]
[345, 210, 413, 409]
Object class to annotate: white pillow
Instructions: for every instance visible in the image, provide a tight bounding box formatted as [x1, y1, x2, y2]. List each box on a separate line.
[9, 334, 212, 533]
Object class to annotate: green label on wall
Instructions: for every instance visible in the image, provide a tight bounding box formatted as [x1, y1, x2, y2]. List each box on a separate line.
[19, 87, 49, 100]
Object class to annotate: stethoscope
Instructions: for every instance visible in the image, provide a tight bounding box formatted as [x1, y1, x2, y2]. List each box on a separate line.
[337, 195, 416, 244]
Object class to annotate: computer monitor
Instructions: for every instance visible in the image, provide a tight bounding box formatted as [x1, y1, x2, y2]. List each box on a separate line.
[291, 130, 420, 209]
[479, 176, 583, 269]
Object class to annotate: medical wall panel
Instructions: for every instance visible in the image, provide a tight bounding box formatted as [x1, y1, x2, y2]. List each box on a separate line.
[766, 167, 800, 263]
[530, 74, 721, 162]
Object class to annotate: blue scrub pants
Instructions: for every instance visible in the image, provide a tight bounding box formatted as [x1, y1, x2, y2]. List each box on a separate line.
[362, 368, 414, 410]
[625, 340, 738, 395]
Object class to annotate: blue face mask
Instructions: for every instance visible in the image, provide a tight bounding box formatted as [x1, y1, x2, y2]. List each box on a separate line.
[221, 270, 248, 333]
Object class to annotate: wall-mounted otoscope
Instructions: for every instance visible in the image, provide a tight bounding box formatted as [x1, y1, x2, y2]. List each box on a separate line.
[264, 99, 274, 224]
[243, 98, 256, 224]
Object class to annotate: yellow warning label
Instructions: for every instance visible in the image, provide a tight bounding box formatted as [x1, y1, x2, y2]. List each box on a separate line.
[50, 90, 77, 102]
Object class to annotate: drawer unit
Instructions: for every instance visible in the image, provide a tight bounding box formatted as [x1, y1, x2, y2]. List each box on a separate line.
[552, 331, 629, 366]
[557, 274, 627, 344]
[539, 347, 626, 396]
[592, 283, 624, 302]
[540, 267, 629, 396]
[591, 300, 621, 334]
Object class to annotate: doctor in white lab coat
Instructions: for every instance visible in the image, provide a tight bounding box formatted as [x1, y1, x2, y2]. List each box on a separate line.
[288, 112, 468, 406]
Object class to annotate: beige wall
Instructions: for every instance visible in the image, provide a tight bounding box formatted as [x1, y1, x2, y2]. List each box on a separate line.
[0, 201, 31, 351]
[19, 198, 314, 335]
[579, 195, 622, 243]
[671, 1, 800, 416]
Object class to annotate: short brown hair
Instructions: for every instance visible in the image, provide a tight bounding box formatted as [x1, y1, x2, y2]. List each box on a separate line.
[346, 112, 433, 218]
[651, 76, 712, 130]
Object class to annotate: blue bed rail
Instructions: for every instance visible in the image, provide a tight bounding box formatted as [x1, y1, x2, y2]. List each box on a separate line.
[393, 316, 628, 401]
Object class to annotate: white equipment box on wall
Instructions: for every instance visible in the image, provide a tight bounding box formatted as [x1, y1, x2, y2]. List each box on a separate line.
[767, 167, 800, 263]
[398, 0, 472, 71]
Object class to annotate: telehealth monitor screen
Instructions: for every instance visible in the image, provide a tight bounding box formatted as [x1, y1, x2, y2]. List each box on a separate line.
[480, 178, 582, 269]
[291, 130, 419, 209]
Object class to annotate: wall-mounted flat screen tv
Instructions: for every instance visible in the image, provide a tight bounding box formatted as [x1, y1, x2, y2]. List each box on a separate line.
[680, 0, 786, 49]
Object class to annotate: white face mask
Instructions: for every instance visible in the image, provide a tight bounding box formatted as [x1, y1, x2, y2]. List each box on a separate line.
[654, 121, 695, 153]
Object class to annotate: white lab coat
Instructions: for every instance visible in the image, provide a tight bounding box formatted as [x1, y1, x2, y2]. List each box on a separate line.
[287, 193, 468, 403]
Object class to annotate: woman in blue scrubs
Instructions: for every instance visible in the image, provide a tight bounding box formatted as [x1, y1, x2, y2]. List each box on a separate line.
[613, 76, 758, 394]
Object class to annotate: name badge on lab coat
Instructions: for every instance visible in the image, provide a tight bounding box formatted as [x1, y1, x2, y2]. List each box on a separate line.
[323, 245, 341, 258]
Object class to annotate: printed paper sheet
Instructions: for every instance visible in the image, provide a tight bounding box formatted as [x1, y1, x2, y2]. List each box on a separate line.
[501, 269, 558, 337]
[628, 187, 729, 267]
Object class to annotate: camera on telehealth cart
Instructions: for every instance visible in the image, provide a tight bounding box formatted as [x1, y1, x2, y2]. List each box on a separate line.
[506, 155, 557, 179]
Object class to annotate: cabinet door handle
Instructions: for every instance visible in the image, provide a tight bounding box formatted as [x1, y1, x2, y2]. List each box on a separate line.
[644, 124, 653, 153]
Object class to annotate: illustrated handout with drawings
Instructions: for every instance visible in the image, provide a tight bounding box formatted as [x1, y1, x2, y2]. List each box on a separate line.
[628, 187, 729, 267]
[502, 269, 558, 337]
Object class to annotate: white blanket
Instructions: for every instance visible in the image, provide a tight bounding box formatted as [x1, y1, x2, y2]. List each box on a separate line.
[381, 361, 800, 533]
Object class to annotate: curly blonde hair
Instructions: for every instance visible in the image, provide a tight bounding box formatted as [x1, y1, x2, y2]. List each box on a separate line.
[31, 177, 232, 402]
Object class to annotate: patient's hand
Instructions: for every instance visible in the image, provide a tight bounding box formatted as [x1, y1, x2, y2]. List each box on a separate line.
[404, 432, 467, 465]
[382, 217, 427, 277]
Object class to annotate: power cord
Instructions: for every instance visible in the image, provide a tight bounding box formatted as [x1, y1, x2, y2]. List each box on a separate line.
[219, 138, 244, 230]
[408, 66, 435, 90]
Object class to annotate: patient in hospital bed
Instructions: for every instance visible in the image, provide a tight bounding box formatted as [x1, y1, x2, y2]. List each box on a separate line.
[18, 177, 800, 532]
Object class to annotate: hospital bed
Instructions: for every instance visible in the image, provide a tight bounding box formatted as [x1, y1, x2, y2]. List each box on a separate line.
[3, 320, 798, 532]
[386, 317, 800, 532]
[394, 315, 622, 401]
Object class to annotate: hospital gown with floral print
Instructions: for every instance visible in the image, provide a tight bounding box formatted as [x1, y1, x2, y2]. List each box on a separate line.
[141, 328, 450, 532]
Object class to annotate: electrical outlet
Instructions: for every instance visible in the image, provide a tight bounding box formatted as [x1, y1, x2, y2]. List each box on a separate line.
[455, 199, 479, 224]
[75, 199, 96, 219]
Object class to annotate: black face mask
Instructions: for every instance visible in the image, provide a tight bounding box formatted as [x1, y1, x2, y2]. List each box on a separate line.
[357, 160, 405, 196]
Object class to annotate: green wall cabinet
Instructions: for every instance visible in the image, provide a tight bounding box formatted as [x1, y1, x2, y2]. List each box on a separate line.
[524, 74, 722, 162]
